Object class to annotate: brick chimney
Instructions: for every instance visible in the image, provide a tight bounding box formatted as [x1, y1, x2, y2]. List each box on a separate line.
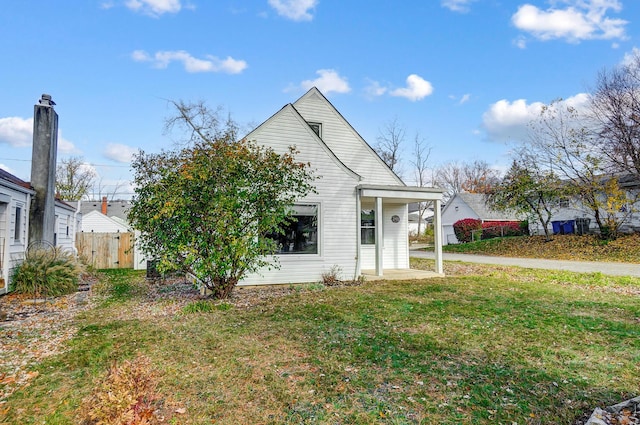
[101, 196, 108, 215]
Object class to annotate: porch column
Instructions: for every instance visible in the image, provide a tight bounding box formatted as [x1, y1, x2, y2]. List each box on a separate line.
[433, 199, 443, 274]
[375, 196, 383, 276]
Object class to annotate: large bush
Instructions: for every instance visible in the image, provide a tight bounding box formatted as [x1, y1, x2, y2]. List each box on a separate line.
[10, 247, 83, 297]
[453, 218, 482, 243]
[481, 221, 527, 240]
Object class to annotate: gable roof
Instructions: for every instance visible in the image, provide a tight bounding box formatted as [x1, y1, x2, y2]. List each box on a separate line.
[449, 192, 521, 221]
[292, 88, 405, 186]
[0, 168, 33, 192]
[80, 199, 131, 220]
[246, 102, 362, 182]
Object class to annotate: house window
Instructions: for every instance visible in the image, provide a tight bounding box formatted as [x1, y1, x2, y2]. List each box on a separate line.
[269, 204, 318, 254]
[361, 209, 375, 244]
[14, 206, 21, 242]
[308, 122, 322, 138]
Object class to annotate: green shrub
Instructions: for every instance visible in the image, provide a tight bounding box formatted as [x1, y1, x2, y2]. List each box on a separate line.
[10, 247, 83, 297]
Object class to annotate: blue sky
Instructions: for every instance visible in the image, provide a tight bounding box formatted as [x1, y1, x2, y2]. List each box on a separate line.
[1, 0, 639, 196]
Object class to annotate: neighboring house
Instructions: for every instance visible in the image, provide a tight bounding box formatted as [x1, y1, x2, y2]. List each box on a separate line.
[408, 203, 433, 237]
[529, 174, 640, 236]
[79, 198, 147, 270]
[0, 169, 80, 293]
[441, 192, 522, 245]
[0, 169, 33, 294]
[240, 87, 444, 285]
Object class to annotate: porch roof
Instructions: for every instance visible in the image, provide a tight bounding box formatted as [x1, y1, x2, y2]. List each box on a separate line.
[358, 184, 443, 203]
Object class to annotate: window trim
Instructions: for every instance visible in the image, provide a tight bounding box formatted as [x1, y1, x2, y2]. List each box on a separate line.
[13, 204, 23, 243]
[307, 122, 322, 138]
[271, 203, 322, 257]
[361, 208, 375, 245]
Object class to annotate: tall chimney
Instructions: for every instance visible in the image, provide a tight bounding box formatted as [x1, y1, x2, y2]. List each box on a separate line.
[29, 94, 58, 247]
[101, 196, 107, 215]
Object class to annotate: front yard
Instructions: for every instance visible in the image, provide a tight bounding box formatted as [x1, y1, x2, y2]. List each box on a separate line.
[1, 261, 639, 424]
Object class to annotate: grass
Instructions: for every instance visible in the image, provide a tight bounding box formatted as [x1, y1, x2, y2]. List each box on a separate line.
[2, 266, 640, 424]
[441, 233, 640, 263]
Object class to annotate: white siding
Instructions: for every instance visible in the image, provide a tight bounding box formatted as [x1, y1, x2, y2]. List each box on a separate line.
[81, 211, 129, 233]
[360, 203, 408, 269]
[0, 184, 31, 293]
[241, 105, 361, 285]
[441, 196, 479, 245]
[54, 204, 77, 251]
[293, 90, 403, 187]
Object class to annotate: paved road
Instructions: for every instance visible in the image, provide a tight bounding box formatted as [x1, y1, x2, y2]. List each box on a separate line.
[411, 250, 640, 277]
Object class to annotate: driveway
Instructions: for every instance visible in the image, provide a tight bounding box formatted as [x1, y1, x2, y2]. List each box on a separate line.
[411, 250, 640, 277]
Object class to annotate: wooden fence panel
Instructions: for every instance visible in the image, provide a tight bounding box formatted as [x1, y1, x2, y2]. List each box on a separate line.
[76, 232, 134, 269]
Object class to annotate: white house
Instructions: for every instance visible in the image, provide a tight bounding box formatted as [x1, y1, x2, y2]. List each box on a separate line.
[441, 192, 523, 245]
[240, 87, 444, 285]
[79, 199, 147, 270]
[0, 169, 33, 294]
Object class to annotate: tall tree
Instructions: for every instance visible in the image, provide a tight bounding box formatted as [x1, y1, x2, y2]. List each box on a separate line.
[434, 161, 464, 202]
[528, 99, 626, 238]
[487, 156, 560, 241]
[374, 117, 405, 175]
[461, 160, 501, 194]
[590, 51, 640, 178]
[128, 101, 315, 299]
[55, 156, 96, 201]
[409, 133, 433, 236]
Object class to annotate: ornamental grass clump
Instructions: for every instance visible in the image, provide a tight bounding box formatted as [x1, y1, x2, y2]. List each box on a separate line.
[10, 247, 83, 297]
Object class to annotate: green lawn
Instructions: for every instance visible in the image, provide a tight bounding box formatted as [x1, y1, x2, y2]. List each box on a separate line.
[2, 265, 640, 424]
[441, 234, 640, 263]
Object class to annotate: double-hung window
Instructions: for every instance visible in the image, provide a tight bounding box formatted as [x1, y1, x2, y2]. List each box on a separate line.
[361, 209, 375, 244]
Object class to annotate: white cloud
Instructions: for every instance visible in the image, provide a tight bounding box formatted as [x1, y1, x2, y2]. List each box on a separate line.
[459, 93, 471, 104]
[482, 93, 590, 142]
[512, 1, 627, 44]
[131, 50, 247, 74]
[441, 0, 476, 13]
[389, 74, 434, 101]
[622, 47, 640, 67]
[364, 79, 387, 98]
[103, 143, 139, 163]
[125, 0, 182, 17]
[268, 0, 317, 21]
[0, 116, 78, 153]
[300, 69, 351, 94]
[58, 131, 80, 154]
[0, 117, 33, 147]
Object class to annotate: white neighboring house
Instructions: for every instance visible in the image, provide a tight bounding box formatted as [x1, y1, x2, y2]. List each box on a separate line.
[441, 192, 523, 245]
[0, 169, 33, 294]
[0, 169, 81, 293]
[239, 87, 444, 285]
[408, 203, 434, 237]
[79, 198, 147, 270]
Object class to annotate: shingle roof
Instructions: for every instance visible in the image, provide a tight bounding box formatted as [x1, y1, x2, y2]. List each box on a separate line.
[80, 200, 131, 220]
[0, 168, 32, 190]
[458, 192, 521, 221]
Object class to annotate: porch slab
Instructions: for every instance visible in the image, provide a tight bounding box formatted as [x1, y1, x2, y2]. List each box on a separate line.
[361, 269, 444, 281]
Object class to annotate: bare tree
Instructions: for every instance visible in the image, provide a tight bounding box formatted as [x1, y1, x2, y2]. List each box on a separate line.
[434, 161, 465, 202]
[375, 117, 405, 175]
[409, 133, 433, 236]
[590, 51, 640, 178]
[90, 178, 127, 201]
[528, 99, 632, 238]
[164, 100, 240, 147]
[55, 156, 96, 201]
[461, 160, 501, 194]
